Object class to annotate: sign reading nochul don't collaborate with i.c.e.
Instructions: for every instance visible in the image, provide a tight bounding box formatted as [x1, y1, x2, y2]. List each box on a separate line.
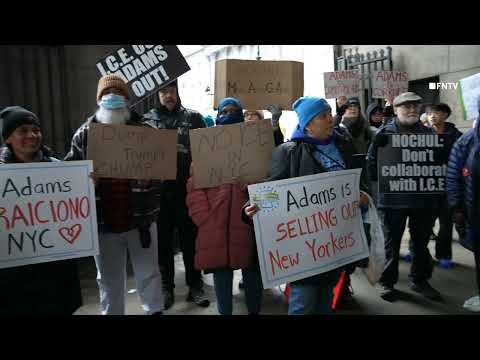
[378, 134, 449, 208]
[0, 161, 99, 270]
[248, 168, 369, 289]
[87, 123, 178, 180]
[96, 45, 190, 107]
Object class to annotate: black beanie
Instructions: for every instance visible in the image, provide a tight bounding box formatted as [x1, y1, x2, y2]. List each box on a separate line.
[0, 106, 41, 141]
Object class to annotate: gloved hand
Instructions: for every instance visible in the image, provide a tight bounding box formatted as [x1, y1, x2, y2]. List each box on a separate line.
[266, 104, 283, 129]
[139, 226, 152, 249]
[373, 133, 389, 147]
[453, 209, 466, 225]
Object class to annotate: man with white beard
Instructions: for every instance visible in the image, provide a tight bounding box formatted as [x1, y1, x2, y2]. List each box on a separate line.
[367, 92, 441, 303]
[65, 75, 164, 315]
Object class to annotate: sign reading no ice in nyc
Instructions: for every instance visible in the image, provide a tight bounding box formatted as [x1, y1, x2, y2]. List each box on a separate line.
[248, 169, 369, 289]
[0, 161, 99, 269]
[96, 45, 190, 106]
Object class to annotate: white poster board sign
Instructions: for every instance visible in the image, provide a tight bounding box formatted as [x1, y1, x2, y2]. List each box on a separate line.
[0, 161, 99, 269]
[323, 70, 361, 99]
[248, 169, 369, 289]
[459, 72, 480, 121]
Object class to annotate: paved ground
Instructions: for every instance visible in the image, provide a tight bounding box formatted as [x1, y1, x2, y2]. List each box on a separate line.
[74, 225, 479, 316]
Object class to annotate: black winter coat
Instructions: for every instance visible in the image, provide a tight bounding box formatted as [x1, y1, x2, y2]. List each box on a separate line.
[0, 146, 83, 316]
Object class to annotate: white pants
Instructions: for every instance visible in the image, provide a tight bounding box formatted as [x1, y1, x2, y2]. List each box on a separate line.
[94, 224, 164, 315]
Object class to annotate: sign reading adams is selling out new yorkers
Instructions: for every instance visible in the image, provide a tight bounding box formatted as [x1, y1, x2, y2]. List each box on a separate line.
[248, 169, 369, 289]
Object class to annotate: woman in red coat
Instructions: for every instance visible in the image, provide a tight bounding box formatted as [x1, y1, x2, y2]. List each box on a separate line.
[186, 97, 263, 315]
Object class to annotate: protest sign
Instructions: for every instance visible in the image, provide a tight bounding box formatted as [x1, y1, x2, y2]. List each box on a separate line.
[214, 60, 304, 110]
[0, 161, 99, 269]
[248, 169, 369, 289]
[190, 120, 275, 189]
[323, 70, 361, 99]
[87, 123, 177, 180]
[459, 72, 480, 121]
[371, 71, 409, 103]
[96, 45, 190, 106]
[378, 134, 448, 207]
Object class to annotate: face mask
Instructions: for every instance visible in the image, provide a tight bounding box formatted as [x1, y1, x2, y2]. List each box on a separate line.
[98, 94, 128, 110]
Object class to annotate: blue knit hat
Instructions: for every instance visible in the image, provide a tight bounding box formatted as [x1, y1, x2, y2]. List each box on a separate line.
[216, 97, 244, 126]
[293, 97, 331, 132]
[218, 97, 243, 113]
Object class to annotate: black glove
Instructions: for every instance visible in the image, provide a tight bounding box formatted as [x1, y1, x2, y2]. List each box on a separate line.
[373, 134, 389, 147]
[139, 227, 152, 249]
[266, 104, 283, 129]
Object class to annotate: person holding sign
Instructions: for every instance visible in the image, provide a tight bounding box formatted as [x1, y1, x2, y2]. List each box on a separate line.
[187, 97, 264, 315]
[143, 80, 210, 310]
[245, 96, 369, 315]
[0, 106, 83, 316]
[427, 103, 462, 269]
[65, 75, 165, 315]
[446, 96, 480, 312]
[367, 92, 442, 302]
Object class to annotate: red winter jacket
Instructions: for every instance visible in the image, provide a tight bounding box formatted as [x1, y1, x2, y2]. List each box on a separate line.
[186, 178, 256, 271]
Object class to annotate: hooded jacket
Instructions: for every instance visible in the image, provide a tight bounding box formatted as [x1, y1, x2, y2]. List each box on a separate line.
[366, 103, 383, 131]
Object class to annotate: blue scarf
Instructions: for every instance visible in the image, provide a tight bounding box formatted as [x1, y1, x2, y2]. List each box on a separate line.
[216, 108, 244, 126]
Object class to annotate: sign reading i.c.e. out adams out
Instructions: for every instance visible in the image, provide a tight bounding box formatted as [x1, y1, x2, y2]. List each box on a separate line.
[248, 168, 369, 289]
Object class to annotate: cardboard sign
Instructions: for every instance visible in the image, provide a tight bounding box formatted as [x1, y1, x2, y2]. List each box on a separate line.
[378, 134, 448, 207]
[248, 169, 369, 289]
[0, 161, 99, 269]
[87, 123, 178, 180]
[323, 70, 361, 99]
[96, 45, 190, 106]
[459, 72, 480, 121]
[372, 71, 409, 103]
[190, 120, 275, 189]
[214, 60, 304, 110]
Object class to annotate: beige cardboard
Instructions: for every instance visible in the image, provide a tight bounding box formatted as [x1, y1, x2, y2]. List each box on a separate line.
[87, 123, 177, 180]
[214, 60, 304, 111]
[323, 70, 361, 99]
[190, 120, 275, 189]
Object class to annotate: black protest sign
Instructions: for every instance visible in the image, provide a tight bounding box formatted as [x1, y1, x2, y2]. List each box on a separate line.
[378, 134, 449, 207]
[96, 45, 190, 106]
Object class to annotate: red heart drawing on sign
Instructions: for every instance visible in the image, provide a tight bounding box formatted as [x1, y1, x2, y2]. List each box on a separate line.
[59, 224, 82, 245]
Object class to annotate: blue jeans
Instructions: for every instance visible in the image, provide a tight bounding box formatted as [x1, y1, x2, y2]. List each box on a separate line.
[213, 269, 263, 315]
[288, 283, 334, 315]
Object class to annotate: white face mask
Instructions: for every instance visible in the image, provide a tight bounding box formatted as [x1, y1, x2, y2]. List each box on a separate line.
[95, 106, 131, 125]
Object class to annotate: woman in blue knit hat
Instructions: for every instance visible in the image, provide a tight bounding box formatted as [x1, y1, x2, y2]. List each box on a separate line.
[244, 96, 370, 315]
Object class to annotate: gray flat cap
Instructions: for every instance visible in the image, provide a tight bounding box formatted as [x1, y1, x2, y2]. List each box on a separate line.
[393, 92, 423, 107]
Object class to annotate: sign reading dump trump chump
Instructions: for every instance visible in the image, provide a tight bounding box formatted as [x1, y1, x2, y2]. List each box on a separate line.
[0, 161, 99, 270]
[96, 45, 190, 106]
[87, 123, 178, 180]
[189, 120, 275, 189]
[248, 169, 369, 289]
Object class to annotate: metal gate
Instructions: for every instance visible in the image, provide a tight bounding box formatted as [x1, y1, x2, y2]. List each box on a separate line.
[335, 46, 393, 109]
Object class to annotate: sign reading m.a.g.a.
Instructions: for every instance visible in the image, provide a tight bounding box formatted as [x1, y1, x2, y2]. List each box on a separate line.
[96, 45, 190, 107]
[0, 161, 99, 270]
[248, 169, 369, 289]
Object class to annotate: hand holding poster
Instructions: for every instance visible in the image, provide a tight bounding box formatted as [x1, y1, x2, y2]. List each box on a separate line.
[96, 45, 190, 106]
[323, 70, 361, 99]
[0, 161, 99, 269]
[378, 134, 447, 207]
[371, 71, 409, 103]
[189, 120, 275, 189]
[248, 169, 369, 289]
[87, 124, 178, 180]
[459, 72, 480, 121]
